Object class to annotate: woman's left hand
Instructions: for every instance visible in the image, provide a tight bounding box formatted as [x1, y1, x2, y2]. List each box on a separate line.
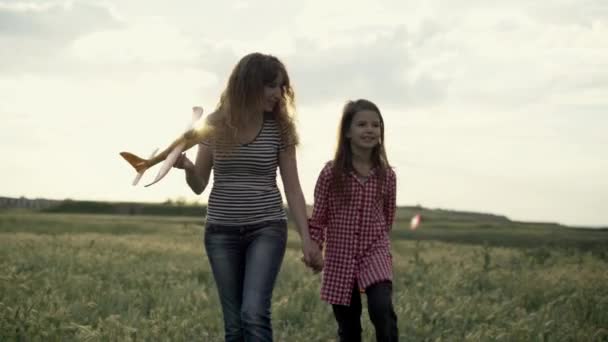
[301, 238, 323, 273]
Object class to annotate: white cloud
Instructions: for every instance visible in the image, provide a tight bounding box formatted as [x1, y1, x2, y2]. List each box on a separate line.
[71, 17, 200, 65]
[0, 1, 122, 74]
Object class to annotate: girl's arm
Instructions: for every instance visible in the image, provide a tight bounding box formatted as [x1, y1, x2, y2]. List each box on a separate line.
[279, 146, 323, 271]
[384, 168, 397, 231]
[309, 164, 331, 249]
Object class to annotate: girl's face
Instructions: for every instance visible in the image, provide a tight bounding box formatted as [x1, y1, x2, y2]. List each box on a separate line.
[263, 73, 284, 112]
[346, 110, 382, 150]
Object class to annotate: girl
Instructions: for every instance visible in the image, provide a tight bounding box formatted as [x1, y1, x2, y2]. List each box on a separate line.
[309, 99, 398, 341]
[173, 53, 323, 341]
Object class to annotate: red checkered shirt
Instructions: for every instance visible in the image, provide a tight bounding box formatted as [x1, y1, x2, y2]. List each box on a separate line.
[309, 162, 397, 306]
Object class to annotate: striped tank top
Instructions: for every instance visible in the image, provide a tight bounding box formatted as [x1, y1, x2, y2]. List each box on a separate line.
[202, 113, 290, 225]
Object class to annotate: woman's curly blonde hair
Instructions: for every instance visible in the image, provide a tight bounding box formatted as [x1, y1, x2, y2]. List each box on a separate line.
[205, 53, 298, 151]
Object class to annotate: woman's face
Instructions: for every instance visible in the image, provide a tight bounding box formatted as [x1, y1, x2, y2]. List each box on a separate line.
[263, 73, 284, 112]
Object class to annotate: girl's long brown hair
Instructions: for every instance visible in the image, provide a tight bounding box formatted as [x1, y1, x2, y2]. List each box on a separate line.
[206, 52, 298, 151]
[332, 99, 390, 204]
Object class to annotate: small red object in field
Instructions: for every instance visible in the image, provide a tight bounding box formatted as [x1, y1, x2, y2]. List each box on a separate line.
[410, 214, 421, 230]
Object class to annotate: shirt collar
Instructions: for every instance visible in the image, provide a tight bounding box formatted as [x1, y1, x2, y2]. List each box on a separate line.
[348, 165, 379, 177]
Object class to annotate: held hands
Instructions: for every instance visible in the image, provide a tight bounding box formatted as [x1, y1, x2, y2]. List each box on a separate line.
[301, 238, 324, 273]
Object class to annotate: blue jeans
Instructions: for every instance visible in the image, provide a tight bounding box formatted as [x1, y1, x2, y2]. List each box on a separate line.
[204, 220, 287, 342]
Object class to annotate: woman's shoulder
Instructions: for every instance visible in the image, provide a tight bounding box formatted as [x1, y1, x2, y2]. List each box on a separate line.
[205, 109, 223, 125]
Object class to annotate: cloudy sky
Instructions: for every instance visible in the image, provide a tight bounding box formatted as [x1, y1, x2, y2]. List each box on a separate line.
[1, 0, 606, 226]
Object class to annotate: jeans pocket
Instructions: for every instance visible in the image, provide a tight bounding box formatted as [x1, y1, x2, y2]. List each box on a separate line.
[260, 220, 288, 243]
[205, 223, 221, 234]
[270, 219, 287, 231]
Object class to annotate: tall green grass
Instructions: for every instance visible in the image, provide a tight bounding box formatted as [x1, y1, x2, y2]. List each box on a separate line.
[1, 212, 607, 341]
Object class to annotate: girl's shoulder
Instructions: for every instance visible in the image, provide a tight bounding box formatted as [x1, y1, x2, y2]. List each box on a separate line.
[386, 166, 396, 179]
[383, 166, 397, 185]
[319, 160, 335, 178]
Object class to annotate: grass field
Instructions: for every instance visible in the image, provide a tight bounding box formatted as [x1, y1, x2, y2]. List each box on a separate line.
[1, 211, 607, 341]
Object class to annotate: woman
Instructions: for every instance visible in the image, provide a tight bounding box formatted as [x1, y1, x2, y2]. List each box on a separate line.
[173, 52, 323, 341]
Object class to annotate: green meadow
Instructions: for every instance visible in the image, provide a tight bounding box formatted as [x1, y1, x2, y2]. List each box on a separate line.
[1, 210, 607, 341]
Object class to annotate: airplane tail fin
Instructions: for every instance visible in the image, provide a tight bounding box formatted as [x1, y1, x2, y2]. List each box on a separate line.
[120, 148, 158, 186]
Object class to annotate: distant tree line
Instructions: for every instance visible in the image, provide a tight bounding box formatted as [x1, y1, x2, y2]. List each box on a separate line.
[1, 196, 206, 217]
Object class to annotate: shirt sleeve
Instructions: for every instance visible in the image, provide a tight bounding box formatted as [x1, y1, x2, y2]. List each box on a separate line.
[384, 168, 397, 232]
[308, 163, 332, 249]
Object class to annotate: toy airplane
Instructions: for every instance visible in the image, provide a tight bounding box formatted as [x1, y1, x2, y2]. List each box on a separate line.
[120, 106, 209, 187]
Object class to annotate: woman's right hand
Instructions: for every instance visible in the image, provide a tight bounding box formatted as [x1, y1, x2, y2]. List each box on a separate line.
[173, 153, 194, 170]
